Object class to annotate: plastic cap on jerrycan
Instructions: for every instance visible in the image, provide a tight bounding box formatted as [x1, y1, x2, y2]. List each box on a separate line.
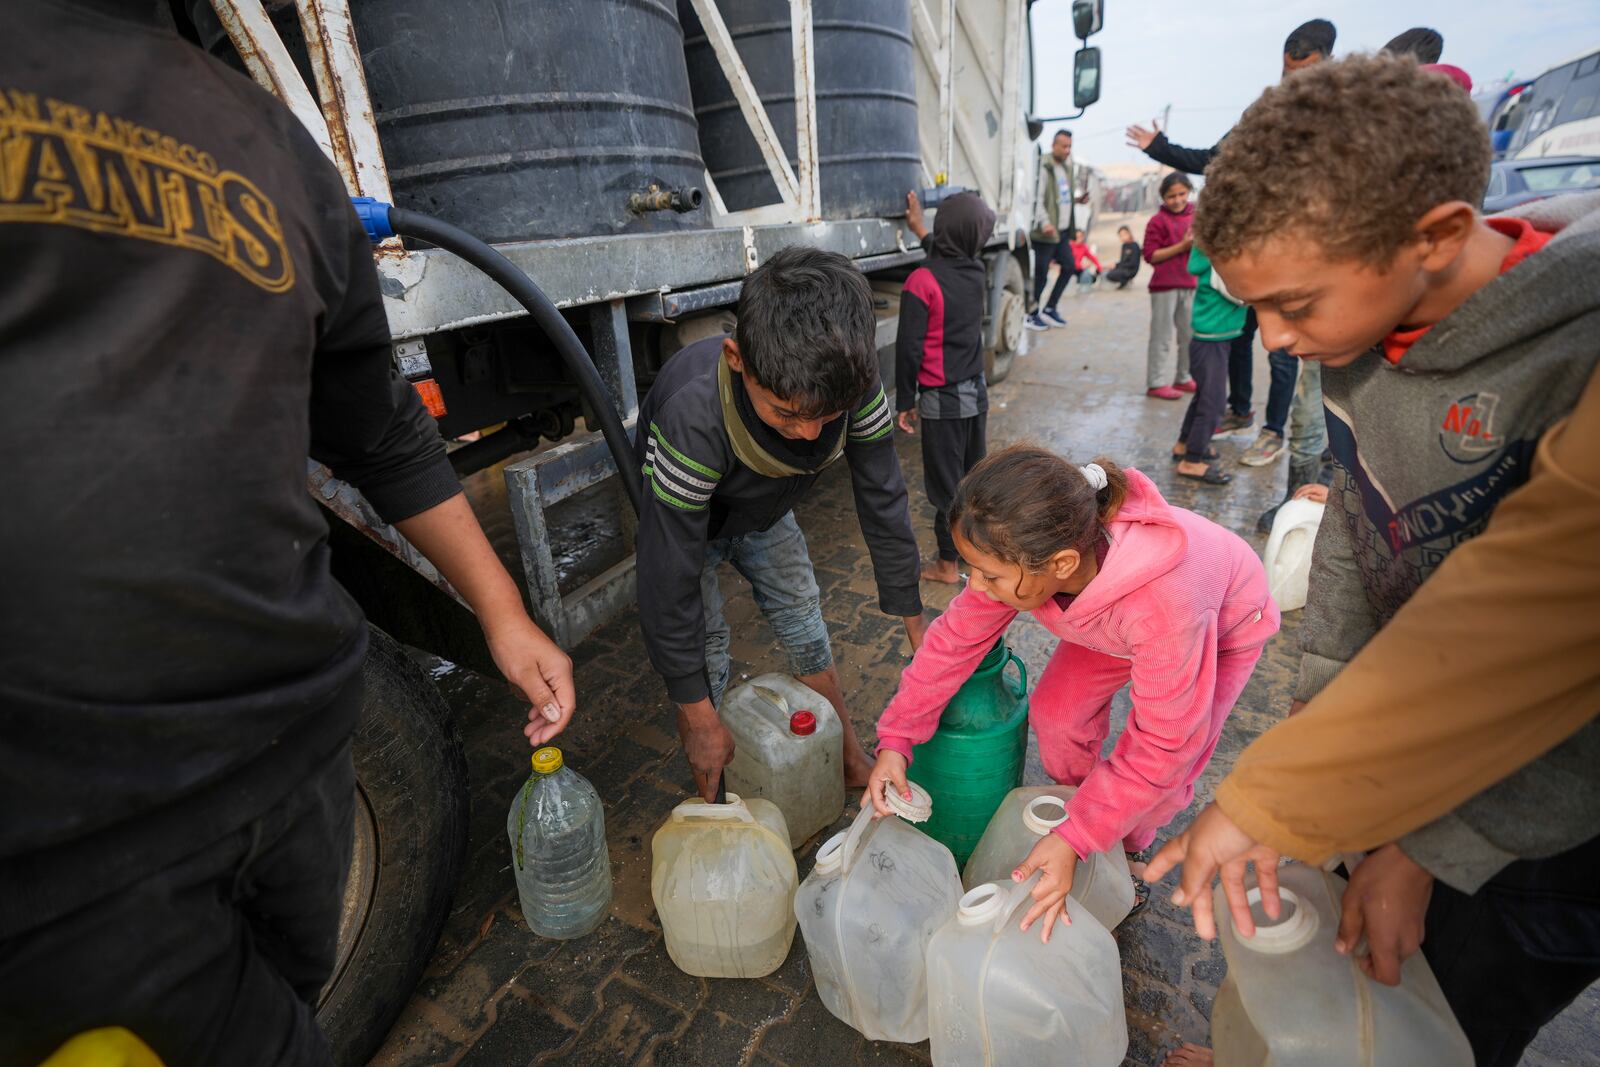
[794, 784, 961, 1044]
[720, 675, 846, 848]
[963, 784, 1136, 931]
[1211, 862, 1473, 1066]
[505, 747, 613, 940]
[650, 793, 797, 978]
[926, 871, 1128, 1067]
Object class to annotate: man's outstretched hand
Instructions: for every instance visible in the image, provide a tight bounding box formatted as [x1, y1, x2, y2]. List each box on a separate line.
[1125, 120, 1161, 152]
[1144, 802, 1284, 941]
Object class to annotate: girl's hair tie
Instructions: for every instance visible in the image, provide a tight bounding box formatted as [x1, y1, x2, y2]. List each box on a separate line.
[1079, 463, 1108, 491]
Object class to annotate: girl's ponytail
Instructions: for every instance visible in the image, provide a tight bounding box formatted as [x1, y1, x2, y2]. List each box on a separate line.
[1087, 456, 1128, 525]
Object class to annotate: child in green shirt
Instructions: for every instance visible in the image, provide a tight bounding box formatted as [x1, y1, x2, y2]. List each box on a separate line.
[1173, 244, 1247, 485]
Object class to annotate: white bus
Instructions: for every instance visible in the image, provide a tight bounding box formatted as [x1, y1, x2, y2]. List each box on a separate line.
[1508, 46, 1600, 159]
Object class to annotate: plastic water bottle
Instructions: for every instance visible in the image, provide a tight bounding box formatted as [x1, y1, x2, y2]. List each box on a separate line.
[650, 793, 798, 978]
[1263, 497, 1325, 611]
[1212, 862, 1473, 1065]
[926, 872, 1128, 1066]
[963, 785, 1135, 931]
[506, 746, 612, 939]
[721, 675, 845, 847]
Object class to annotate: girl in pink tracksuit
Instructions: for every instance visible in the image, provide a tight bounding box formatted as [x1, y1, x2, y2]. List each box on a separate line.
[865, 445, 1278, 939]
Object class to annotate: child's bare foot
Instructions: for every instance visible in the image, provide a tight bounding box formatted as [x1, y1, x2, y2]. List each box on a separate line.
[1161, 1044, 1213, 1066]
[920, 558, 963, 584]
[844, 747, 878, 789]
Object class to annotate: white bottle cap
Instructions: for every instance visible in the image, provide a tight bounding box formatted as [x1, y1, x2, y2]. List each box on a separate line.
[1234, 887, 1319, 954]
[1022, 795, 1070, 835]
[884, 781, 933, 823]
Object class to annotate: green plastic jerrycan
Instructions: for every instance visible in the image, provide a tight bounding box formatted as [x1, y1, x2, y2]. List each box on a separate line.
[906, 637, 1029, 866]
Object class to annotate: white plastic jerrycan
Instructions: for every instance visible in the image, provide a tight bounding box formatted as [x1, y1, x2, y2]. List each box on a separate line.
[794, 785, 962, 1043]
[962, 785, 1136, 931]
[721, 674, 845, 847]
[1263, 496, 1325, 611]
[926, 872, 1128, 1067]
[650, 794, 797, 978]
[1212, 862, 1473, 1066]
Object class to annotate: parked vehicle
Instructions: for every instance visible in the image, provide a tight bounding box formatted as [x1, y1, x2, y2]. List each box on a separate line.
[1474, 77, 1534, 159]
[1507, 46, 1600, 160]
[1484, 155, 1600, 213]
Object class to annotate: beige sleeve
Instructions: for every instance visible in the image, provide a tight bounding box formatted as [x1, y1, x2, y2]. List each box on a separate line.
[1215, 364, 1600, 862]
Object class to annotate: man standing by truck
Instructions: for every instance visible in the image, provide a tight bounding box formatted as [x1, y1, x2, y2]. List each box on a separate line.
[1026, 128, 1090, 332]
[0, 2, 575, 1063]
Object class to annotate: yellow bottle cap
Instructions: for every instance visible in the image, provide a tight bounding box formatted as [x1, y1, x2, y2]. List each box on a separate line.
[531, 747, 563, 774]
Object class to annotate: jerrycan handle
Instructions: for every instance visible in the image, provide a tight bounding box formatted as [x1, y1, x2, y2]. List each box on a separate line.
[1004, 650, 1028, 700]
[670, 793, 755, 823]
[999, 869, 1045, 932]
[959, 870, 1048, 932]
[838, 803, 877, 873]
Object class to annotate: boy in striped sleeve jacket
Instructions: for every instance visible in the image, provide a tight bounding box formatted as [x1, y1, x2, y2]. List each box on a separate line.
[634, 247, 927, 801]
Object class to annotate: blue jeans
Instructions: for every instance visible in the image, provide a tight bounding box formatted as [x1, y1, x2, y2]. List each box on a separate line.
[1287, 359, 1326, 472]
[1263, 349, 1299, 436]
[701, 511, 833, 708]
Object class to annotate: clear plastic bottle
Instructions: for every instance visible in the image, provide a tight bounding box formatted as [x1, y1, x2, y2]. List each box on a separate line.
[505, 746, 612, 939]
[650, 793, 797, 978]
[1212, 862, 1474, 1065]
[721, 674, 845, 847]
[962, 785, 1136, 931]
[794, 785, 963, 1043]
[926, 873, 1128, 1067]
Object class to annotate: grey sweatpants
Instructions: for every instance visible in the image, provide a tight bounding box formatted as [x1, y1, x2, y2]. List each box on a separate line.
[1146, 289, 1195, 389]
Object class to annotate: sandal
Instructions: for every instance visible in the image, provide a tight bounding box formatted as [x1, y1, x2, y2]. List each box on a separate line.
[1177, 463, 1232, 486]
[1126, 851, 1151, 915]
[1171, 448, 1219, 462]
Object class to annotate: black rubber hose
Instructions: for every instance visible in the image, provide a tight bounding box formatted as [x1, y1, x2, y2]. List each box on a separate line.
[386, 207, 641, 516]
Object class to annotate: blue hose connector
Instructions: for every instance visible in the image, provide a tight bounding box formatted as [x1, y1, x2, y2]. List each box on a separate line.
[351, 196, 396, 243]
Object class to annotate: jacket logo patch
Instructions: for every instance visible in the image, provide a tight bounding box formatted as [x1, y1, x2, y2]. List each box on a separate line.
[0, 89, 295, 293]
[1438, 392, 1501, 463]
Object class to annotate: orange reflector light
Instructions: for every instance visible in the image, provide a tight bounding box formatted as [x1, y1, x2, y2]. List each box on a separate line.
[413, 378, 447, 418]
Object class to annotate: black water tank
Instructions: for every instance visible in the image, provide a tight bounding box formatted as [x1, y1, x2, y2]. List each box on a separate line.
[348, 0, 710, 243]
[680, 0, 921, 219]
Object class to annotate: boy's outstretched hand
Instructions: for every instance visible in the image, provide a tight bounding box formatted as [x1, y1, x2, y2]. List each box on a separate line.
[1013, 832, 1078, 943]
[1143, 802, 1284, 941]
[1125, 120, 1160, 151]
[1336, 844, 1434, 986]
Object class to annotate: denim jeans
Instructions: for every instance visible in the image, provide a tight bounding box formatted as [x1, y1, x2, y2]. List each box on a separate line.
[701, 511, 833, 708]
[1227, 308, 1258, 416]
[1286, 358, 1326, 472]
[1146, 289, 1195, 389]
[1262, 348, 1299, 435]
[1030, 238, 1073, 308]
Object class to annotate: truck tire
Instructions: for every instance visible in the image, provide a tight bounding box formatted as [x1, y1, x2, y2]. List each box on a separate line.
[315, 627, 469, 1066]
[985, 256, 1027, 385]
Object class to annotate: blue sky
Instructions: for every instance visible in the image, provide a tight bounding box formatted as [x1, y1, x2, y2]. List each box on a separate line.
[1028, 0, 1600, 169]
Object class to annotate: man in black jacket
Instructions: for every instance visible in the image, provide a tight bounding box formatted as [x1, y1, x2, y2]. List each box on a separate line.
[1, 3, 575, 1063]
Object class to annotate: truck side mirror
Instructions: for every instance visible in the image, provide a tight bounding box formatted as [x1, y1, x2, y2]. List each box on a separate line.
[1073, 48, 1102, 110]
[1071, 0, 1104, 39]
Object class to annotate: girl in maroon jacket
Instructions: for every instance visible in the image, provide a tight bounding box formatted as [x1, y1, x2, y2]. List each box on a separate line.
[1143, 173, 1198, 400]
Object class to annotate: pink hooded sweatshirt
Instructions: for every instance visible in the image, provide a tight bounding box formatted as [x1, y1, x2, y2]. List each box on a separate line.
[876, 468, 1280, 858]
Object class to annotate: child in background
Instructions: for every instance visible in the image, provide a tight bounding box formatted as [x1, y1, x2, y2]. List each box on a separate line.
[1066, 229, 1101, 293]
[1142, 173, 1197, 400]
[1105, 225, 1142, 288]
[898, 191, 998, 585]
[1171, 242, 1247, 485]
[865, 446, 1278, 940]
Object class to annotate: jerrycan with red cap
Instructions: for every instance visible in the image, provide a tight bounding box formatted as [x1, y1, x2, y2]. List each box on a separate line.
[722, 674, 845, 847]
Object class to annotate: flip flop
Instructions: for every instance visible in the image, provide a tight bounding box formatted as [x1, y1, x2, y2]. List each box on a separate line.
[1177, 463, 1233, 486]
[1171, 448, 1219, 462]
[1125, 851, 1152, 915]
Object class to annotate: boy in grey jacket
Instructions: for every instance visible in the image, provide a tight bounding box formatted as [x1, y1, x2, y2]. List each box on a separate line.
[1194, 55, 1600, 1066]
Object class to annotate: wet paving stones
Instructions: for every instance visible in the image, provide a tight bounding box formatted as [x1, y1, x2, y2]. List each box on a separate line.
[374, 213, 1598, 1066]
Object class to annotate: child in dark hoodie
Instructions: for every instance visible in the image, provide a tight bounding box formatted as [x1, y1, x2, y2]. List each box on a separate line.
[1106, 225, 1142, 288]
[898, 191, 997, 584]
